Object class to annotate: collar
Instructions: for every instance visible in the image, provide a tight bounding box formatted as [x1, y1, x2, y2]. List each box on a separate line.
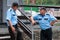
[38, 13, 47, 17]
[9, 8, 13, 11]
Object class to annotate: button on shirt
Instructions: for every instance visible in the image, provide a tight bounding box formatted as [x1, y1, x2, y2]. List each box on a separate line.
[6, 8, 17, 26]
[33, 13, 57, 30]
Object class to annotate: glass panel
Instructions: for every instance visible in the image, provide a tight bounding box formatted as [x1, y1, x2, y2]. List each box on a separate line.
[7, 0, 19, 6]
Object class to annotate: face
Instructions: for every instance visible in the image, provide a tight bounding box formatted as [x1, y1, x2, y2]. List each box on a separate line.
[40, 10, 46, 15]
[13, 6, 18, 10]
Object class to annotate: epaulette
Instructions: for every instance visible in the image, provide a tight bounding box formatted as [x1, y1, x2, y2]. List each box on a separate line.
[38, 14, 41, 15]
[46, 14, 50, 16]
[10, 9, 12, 12]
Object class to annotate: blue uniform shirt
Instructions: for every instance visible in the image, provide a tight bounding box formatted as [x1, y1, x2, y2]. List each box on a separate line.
[33, 13, 57, 30]
[6, 8, 17, 26]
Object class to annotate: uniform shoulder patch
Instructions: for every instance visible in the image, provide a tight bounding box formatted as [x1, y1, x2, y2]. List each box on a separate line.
[10, 9, 12, 12]
[46, 14, 50, 16]
[38, 14, 41, 15]
[8, 8, 12, 12]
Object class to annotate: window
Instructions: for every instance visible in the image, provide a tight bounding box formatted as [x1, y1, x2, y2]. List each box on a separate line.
[7, 0, 19, 6]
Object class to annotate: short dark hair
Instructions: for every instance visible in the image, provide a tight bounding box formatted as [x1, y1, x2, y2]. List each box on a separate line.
[12, 2, 18, 7]
[40, 7, 46, 11]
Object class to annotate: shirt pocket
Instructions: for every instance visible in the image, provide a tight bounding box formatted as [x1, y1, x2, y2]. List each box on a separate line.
[38, 17, 42, 20]
[44, 17, 48, 20]
[13, 14, 15, 16]
[44, 17, 49, 23]
[12, 13, 17, 19]
[12, 13, 16, 17]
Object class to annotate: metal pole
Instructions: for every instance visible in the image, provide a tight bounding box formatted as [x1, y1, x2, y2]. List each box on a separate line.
[31, 24, 34, 40]
[30, 7, 34, 40]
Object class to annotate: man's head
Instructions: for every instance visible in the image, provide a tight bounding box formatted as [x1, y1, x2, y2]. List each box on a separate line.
[12, 2, 18, 10]
[40, 7, 47, 15]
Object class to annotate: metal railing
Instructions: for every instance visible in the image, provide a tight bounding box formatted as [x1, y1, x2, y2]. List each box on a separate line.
[17, 5, 60, 40]
[18, 5, 60, 8]
[18, 7, 36, 40]
[18, 18, 32, 38]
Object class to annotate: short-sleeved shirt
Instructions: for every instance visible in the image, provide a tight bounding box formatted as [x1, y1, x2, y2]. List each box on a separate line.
[33, 13, 57, 30]
[6, 8, 18, 26]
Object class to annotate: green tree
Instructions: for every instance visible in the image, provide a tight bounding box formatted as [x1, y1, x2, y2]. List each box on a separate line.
[56, 0, 60, 5]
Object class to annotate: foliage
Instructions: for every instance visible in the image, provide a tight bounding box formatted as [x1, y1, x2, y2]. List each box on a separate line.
[23, 0, 60, 5]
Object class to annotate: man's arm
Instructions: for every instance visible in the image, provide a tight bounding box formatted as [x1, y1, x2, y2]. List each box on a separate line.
[6, 10, 15, 32]
[8, 20, 15, 32]
[49, 14, 58, 26]
[50, 19, 58, 26]
[30, 16, 36, 25]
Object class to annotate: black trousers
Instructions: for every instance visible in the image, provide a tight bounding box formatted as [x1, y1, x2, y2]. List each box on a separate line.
[8, 24, 23, 40]
[40, 28, 52, 40]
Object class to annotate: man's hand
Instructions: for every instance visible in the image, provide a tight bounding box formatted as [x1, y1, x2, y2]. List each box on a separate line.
[50, 22, 54, 26]
[8, 20, 15, 32]
[32, 21, 36, 25]
[30, 16, 36, 25]
[11, 26, 15, 32]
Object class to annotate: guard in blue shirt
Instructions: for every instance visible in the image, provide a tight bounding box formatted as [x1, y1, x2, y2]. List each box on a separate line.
[6, 3, 23, 40]
[30, 8, 58, 40]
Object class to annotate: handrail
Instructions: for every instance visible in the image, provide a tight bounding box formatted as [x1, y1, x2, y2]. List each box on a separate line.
[18, 18, 32, 33]
[17, 18, 32, 38]
[19, 5, 60, 8]
[18, 9, 33, 40]
[18, 9, 31, 21]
